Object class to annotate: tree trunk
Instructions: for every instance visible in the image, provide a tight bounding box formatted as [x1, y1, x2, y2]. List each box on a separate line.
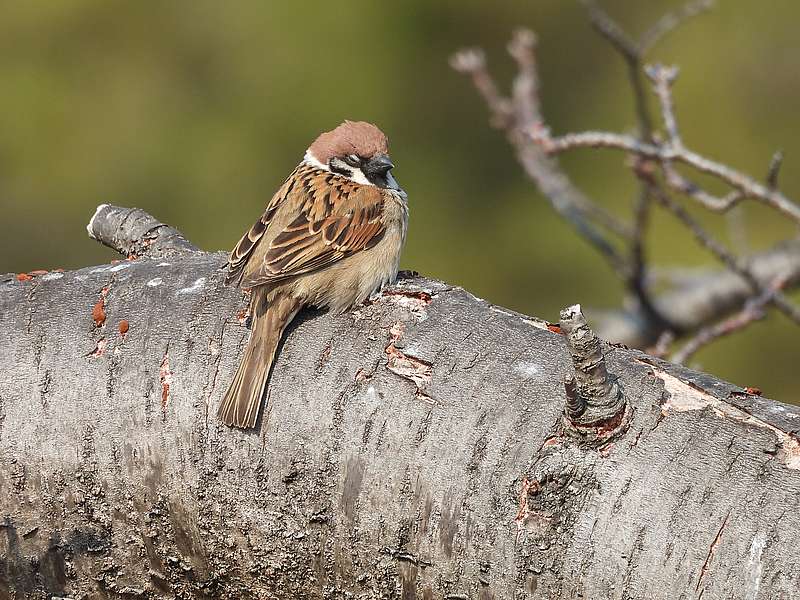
[1, 207, 798, 599]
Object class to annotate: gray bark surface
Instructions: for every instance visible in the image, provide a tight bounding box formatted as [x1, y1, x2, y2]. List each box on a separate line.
[1, 242, 799, 598]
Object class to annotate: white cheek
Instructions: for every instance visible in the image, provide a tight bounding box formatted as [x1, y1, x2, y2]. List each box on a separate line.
[303, 150, 375, 187]
[303, 151, 329, 171]
[347, 167, 372, 186]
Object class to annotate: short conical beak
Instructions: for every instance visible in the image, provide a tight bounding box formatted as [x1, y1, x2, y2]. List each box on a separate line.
[364, 154, 402, 192]
[366, 154, 394, 176]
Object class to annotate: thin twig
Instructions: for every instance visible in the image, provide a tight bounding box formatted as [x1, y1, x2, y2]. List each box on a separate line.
[583, 0, 652, 137]
[449, 49, 512, 128]
[661, 163, 743, 212]
[766, 150, 784, 190]
[649, 330, 676, 358]
[598, 240, 800, 346]
[584, 1, 666, 329]
[639, 177, 800, 326]
[451, 33, 631, 278]
[646, 65, 682, 146]
[639, 0, 716, 54]
[507, 29, 541, 128]
[582, 0, 640, 62]
[531, 125, 800, 223]
[454, 5, 800, 359]
[671, 276, 786, 364]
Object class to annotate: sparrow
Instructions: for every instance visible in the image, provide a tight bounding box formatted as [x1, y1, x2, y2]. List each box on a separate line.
[218, 121, 408, 429]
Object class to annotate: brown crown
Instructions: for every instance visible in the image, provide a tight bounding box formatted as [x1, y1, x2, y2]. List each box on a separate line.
[308, 121, 389, 164]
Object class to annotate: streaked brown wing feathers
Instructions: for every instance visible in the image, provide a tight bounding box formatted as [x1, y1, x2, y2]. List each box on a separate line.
[241, 174, 386, 287]
[224, 170, 298, 286]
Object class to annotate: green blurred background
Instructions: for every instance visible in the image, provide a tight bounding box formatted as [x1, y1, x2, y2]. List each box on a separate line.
[1, 1, 798, 402]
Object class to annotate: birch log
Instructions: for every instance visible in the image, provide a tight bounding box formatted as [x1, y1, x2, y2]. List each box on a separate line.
[0, 206, 798, 599]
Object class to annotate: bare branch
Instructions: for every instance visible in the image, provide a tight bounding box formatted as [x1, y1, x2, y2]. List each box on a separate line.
[671, 302, 763, 365]
[649, 330, 676, 358]
[767, 150, 784, 190]
[506, 28, 541, 126]
[639, 178, 800, 326]
[585, 0, 715, 61]
[449, 49, 512, 128]
[671, 277, 786, 364]
[598, 239, 800, 346]
[639, 0, 716, 54]
[532, 65, 800, 222]
[661, 163, 744, 212]
[582, 0, 653, 138]
[456, 7, 800, 360]
[582, 0, 640, 63]
[531, 124, 800, 223]
[646, 64, 682, 146]
[582, 5, 674, 332]
[451, 35, 632, 278]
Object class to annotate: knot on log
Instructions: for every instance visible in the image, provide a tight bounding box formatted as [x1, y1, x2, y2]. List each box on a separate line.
[87, 204, 200, 259]
[560, 303, 629, 440]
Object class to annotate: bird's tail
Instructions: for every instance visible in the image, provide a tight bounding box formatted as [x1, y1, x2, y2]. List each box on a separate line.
[218, 293, 301, 429]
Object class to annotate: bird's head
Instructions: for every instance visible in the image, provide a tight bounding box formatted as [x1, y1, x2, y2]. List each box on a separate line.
[306, 120, 401, 191]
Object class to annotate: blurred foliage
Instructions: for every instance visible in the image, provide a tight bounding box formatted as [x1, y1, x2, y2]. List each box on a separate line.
[1, 1, 798, 401]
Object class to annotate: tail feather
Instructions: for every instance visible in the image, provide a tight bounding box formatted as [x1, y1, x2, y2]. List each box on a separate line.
[218, 293, 301, 429]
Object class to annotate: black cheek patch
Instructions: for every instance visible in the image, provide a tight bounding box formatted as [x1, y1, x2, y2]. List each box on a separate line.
[329, 160, 353, 178]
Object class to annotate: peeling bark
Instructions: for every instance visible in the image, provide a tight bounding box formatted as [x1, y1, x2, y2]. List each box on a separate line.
[1, 210, 800, 599]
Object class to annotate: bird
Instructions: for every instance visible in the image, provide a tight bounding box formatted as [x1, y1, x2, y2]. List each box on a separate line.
[218, 120, 408, 429]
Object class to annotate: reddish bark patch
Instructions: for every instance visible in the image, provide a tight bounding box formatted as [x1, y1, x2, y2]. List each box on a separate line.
[92, 287, 110, 327]
[381, 289, 433, 304]
[159, 353, 173, 409]
[92, 299, 106, 326]
[16, 273, 33, 282]
[567, 405, 631, 445]
[385, 344, 434, 404]
[381, 289, 433, 321]
[88, 338, 107, 358]
[546, 323, 562, 334]
[598, 442, 616, 457]
[119, 320, 130, 336]
[583, 408, 628, 437]
[384, 319, 433, 402]
[389, 321, 406, 343]
[540, 436, 563, 449]
[744, 386, 762, 396]
[29, 269, 49, 276]
[513, 477, 541, 525]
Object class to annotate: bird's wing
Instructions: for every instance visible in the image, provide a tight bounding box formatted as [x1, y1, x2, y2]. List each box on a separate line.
[239, 171, 386, 288]
[225, 167, 304, 286]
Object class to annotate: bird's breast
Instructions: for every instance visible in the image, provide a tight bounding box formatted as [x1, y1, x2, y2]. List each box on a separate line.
[290, 190, 408, 313]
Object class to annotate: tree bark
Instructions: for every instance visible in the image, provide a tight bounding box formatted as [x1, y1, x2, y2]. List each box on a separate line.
[1, 208, 799, 599]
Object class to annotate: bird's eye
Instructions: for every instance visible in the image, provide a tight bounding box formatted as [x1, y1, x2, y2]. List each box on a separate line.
[344, 154, 361, 167]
